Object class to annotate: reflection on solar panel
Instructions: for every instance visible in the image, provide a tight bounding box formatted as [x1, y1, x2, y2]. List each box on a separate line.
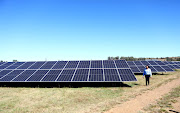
[0, 60, 137, 82]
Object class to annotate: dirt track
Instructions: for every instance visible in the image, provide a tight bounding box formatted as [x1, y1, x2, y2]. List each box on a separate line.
[105, 76, 180, 113]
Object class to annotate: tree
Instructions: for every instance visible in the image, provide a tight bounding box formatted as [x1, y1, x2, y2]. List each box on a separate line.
[13, 60, 18, 62]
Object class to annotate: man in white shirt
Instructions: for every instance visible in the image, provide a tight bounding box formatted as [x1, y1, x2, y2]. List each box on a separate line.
[143, 65, 152, 86]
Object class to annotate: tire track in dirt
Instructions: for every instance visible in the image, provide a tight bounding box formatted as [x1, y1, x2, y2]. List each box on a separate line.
[105, 76, 180, 113]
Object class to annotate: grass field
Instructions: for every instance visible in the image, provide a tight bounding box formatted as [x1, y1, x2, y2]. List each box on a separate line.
[0, 70, 180, 113]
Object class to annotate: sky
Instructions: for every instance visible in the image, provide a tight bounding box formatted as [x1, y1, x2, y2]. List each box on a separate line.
[0, 0, 180, 61]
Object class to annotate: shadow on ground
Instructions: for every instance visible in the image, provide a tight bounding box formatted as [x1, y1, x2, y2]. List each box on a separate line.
[0, 82, 132, 88]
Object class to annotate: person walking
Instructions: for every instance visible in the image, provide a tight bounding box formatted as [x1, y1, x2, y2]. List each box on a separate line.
[143, 65, 152, 86]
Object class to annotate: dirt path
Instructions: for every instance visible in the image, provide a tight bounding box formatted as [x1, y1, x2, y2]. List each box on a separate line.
[105, 77, 180, 113]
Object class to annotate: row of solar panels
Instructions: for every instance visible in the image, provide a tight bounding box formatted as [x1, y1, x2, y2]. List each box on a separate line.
[0, 60, 179, 82]
[127, 61, 180, 73]
[0, 60, 130, 70]
[0, 60, 136, 82]
[0, 69, 136, 82]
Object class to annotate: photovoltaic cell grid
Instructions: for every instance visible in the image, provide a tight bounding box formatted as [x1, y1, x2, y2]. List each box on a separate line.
[127, 61, 174, 73]
[162, 61, 180, 69]
[0, 60, 137, 82]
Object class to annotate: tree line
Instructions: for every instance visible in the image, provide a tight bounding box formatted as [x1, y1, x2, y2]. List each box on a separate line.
[107, 56, 180, 61]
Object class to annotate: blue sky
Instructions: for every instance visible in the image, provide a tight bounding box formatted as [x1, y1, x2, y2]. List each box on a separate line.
[0, 0, 180, 61]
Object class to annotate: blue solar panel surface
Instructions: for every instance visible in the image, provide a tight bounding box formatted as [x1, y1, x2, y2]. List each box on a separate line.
[0, 60, 137, 82]
[127, 61, 175, 73]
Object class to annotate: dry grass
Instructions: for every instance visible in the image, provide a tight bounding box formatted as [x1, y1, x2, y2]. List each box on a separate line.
[142, 86, 180, 113]
[0, 70, 179, 113]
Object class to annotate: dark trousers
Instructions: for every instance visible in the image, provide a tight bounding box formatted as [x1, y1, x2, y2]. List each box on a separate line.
[145, 75, 150, 86]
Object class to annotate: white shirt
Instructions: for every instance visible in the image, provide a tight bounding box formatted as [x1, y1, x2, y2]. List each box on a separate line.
[143, 68, 152, 77]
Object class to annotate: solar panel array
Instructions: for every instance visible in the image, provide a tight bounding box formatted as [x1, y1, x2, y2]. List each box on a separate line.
[162, 61, 180, 69]
[0, 60, 137, 82]
[127, 61, 174, 73]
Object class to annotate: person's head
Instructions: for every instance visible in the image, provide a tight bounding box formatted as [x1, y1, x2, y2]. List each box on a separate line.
[146, 65, 149, 69]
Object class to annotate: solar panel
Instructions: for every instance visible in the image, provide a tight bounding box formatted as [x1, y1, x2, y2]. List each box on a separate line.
[12, 70, 37, 81]
[72, 69, 89, 81]
[129, 65, 141, 73]
[127, 61, 136, 66]
[77, 61, 90, 68]
[172, 65, 180, 69]
[17, 62, 35, 69]
[0, 70, 13, 78]
[28, 62, 46, 69]
[41, 70, 62, 81]
[0, 62, 5, 66]
[140, 61, 150, 66]
[103, 60, 116, 68]
[40, 61, 57, 69]
[0, 62, 15, 69]
[52, 61, 68, 69]
[0, 70, 24, 81]
[90, 60, 102, 68]
[148, 66, 157, 72]
[154, 61, 166, 65]
[137, 65, 145, 72]
[89, 69, 104, 81]
[26, 70, 49, 81]
[56, 69, 75, 81]
[6, 62, 25, 69]
[147, 61, 158, 65]
[161, 66, 174, 72]
[167, 61, 176, 64]
[118, 69, 137, 81]
[162, 61, 169, 65]
[115, 60, 129, 68]
[65, 61, 79, 69]
[104, 69, 120, 81]
[134, 61, 143, 66]
[167, 65, 176, 69]
[153, 66, 166, 72]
